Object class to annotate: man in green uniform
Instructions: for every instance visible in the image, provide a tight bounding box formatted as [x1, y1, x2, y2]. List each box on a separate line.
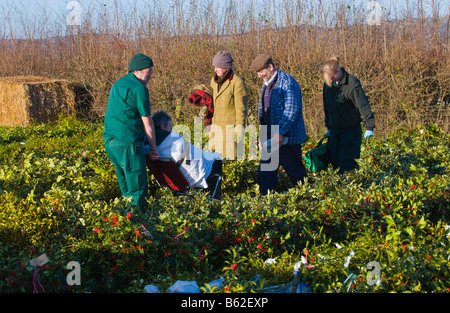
[103, 53, 159, 208]
[322, 56, 375, 173]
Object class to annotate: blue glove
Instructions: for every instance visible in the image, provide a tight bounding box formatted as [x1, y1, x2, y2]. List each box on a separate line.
[364, 130, 374, 139]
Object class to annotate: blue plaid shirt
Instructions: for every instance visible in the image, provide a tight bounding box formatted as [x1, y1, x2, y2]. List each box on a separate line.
[258, 69, 307, 145]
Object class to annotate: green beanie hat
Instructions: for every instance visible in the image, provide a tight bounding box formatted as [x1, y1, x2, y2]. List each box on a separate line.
[128, 54, 154, 73]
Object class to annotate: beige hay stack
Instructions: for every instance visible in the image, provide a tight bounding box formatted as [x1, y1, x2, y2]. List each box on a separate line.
[0, 76, 77, 127]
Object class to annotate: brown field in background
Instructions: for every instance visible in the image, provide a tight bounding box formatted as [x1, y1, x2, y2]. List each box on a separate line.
[0, 0, 448, 138]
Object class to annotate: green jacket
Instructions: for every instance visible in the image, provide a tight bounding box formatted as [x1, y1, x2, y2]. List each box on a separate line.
[103, 73, 151, 145]
[323, 68, 375, 130]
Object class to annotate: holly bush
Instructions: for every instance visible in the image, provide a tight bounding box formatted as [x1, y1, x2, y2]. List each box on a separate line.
[0, 117, 448, 293]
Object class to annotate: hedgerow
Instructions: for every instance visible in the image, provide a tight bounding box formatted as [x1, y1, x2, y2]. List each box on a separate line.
[0, 117, 448, 293]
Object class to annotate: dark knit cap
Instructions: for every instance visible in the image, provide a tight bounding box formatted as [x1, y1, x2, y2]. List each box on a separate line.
[212, 51, 234, 69]
[128, 53, 154, 73]
[250, 54, 274, 72]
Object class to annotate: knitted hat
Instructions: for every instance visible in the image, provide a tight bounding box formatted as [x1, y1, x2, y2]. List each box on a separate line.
[250, 54, 273, 72]
[212, 51, 234, 69]
[128, 54, 154, 73]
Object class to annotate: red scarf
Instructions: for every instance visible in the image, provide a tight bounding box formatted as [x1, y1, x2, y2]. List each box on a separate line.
[188, 89, 214, 126]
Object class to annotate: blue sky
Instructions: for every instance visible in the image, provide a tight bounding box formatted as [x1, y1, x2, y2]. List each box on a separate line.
[1, 0, 448, 39]
[8, 0, 447, 14]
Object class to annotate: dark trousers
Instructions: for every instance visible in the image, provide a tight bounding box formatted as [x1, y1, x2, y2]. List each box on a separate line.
[328, 125, 362, 173]
[206, 160, 223, 200]
[257, 144, 307, 195]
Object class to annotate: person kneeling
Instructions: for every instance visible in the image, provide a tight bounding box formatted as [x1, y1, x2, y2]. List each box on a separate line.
[146, 110, 223, 200]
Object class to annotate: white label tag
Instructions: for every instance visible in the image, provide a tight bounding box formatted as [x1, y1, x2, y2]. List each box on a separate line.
[30, 254, 49, 267]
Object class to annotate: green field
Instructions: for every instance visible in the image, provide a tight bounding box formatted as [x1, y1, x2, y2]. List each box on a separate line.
[0, 116, 449, 293]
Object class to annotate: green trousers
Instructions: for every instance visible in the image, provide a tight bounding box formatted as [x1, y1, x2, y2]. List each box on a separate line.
[105, 139, 148, 208]
[328, 125, 362, 173]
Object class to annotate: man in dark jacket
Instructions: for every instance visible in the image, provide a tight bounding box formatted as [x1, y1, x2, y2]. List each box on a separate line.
[322, 56, 375, 173]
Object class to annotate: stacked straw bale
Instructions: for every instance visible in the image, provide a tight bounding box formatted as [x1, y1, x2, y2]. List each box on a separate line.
[0, 76, 77, 126]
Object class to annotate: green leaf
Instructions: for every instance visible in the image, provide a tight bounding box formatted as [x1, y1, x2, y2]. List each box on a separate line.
[418, 215, 427, 229]
[405, 226, 414, 238]
[383, 215, 396, 228]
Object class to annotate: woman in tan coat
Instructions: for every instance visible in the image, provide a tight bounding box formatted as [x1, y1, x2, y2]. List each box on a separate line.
[208, 51, 248, 160]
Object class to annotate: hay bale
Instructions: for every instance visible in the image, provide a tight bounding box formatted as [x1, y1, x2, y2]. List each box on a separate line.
[0, 76, 77, 127]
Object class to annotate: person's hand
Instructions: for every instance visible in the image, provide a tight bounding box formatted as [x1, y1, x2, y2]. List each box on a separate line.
[364, 130, 374, 139]
[148, 149, 159, 161]
[201, 107, 208, 118]
[271, 133, 284, 144]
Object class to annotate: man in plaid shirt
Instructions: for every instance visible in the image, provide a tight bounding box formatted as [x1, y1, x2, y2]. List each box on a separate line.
[251, 54, 308, 195]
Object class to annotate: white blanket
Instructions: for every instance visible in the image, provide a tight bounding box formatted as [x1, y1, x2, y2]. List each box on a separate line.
[157, 131, 221, 188]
